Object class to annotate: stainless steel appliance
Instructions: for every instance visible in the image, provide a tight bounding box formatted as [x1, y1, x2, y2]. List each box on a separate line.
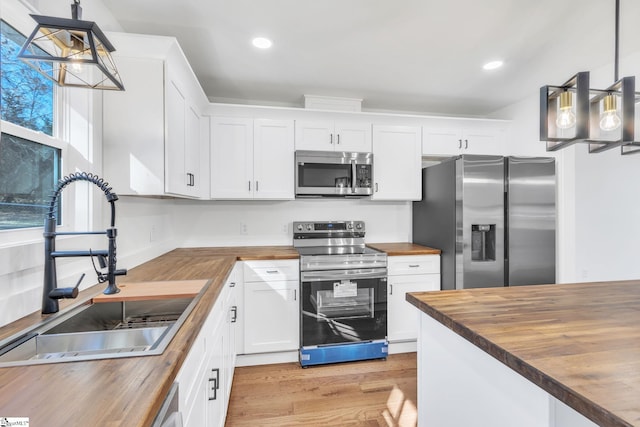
[412, 155, 556, 290]
[295, 151, 373, 197]
[294, 220, 388, 367]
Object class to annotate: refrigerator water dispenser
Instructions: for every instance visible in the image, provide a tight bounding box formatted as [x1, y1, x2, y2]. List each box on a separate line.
[471, 224, 495, 261]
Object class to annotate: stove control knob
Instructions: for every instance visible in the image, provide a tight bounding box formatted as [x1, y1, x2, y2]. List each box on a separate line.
[307, 224, 313, 231]
[296, 224, 303, 231]
[356, 223, 363, 230]
[347, 223, 353, 229]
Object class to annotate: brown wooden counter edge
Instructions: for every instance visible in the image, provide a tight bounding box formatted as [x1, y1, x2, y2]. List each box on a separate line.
[367, 242, 441, 256]
[405, 291, 633, 427]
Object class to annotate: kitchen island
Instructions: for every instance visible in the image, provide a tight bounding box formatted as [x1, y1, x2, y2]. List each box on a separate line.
[407, 281, 640, 427]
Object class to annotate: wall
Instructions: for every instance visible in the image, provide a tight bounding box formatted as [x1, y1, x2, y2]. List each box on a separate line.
[173, 199, 411, 247]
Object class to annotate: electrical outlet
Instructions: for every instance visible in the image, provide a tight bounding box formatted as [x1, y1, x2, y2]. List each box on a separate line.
[240, 222, 248, 235]
[282, 224, 288, 233]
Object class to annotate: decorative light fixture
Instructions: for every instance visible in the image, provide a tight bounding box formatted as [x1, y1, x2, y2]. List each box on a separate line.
[540, 0, 640, 155]
[17, 0, 124, 91]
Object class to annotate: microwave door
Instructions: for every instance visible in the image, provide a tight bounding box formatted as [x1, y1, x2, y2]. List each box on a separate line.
[296, 161, 353, 196]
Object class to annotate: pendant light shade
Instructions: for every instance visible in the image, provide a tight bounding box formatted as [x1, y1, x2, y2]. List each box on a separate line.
[17, 1, 124, 91]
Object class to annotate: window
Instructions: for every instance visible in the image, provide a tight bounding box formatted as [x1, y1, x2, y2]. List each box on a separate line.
[0, 132, 61, 230]
[1, 19, 60, 230]
[0, 20, 54, 135]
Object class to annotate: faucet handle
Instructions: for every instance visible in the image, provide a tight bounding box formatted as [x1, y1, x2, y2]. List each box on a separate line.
[49, 273, 85, 300]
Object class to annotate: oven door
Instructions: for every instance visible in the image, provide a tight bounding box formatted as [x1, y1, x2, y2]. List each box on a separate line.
[300, 268, 387, 347]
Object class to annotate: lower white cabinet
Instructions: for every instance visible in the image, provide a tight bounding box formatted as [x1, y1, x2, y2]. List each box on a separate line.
[387, 255, 440, 342]
[177, 269, 238, 427]
[242, 260, 299, 354]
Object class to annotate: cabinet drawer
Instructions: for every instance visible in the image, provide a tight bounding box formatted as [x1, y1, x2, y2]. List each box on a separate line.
[388, 255, 440, 276]
[243, 260, 299, 282]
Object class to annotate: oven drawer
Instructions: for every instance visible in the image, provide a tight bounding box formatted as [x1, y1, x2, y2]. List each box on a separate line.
[388, 255, 439, 276]
[243, 260, 299, 283]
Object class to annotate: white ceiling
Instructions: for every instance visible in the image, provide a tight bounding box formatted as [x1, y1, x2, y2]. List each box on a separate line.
[103, 0, 640, 116]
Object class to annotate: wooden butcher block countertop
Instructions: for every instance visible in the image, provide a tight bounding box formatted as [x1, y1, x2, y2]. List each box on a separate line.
[0, 246, 296, 427]
[367, 242, 441, 256]
[406, 281, 640, 427]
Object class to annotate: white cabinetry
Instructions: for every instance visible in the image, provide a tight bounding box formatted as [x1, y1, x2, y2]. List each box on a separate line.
[103, 33, 208, 198]
[295, 120, 371, 152]
[422, 119, 506, 156]
[210, 117, 294, 199]
[242, 260, 299, 354]
[388, 255, 440, 343]
[371, 125, 422, 200]
[177, 270, 239, 427]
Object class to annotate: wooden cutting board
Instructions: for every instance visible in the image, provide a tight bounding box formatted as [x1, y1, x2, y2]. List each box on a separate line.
[91, 279, 208, 303]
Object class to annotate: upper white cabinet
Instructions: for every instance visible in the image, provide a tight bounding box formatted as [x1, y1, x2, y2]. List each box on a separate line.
[103, 33, 208, 198]
[422, 119, 507, 156]
[210, 117, 294, 200]
[295, 120, 371, 152]
[371, 125, 422, 200]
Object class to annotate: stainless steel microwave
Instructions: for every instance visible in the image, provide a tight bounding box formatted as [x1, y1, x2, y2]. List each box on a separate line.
[295, 150, 373, 197]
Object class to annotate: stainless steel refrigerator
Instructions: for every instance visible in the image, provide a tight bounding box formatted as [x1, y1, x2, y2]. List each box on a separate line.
[412, 155, 556, 290]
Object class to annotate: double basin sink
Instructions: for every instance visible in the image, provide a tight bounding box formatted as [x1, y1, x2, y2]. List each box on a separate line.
[0, 294, 200, 367]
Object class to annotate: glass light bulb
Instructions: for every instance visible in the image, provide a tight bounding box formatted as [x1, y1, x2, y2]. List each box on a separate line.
[600, 110, 621, 131]
[556, 107, 576, 129]
[599, 94, 621, 131]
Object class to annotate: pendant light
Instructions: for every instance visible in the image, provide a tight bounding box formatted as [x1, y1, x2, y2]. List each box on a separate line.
[17, 0, 124, 91]
[541, 0, 639, 154]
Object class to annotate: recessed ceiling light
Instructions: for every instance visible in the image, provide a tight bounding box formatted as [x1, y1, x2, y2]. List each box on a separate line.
[252, 37, 272, 49]
[483, 60, 504, 70]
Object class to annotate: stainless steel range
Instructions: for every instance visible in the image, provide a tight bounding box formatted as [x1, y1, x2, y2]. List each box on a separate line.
[293, 220, 388, 367]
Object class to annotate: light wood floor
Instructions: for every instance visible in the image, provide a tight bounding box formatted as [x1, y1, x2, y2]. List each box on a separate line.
[225, 352, 417, 427]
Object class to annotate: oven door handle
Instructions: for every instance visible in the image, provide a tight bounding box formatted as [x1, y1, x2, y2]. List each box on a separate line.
[301, 268, 387, 282]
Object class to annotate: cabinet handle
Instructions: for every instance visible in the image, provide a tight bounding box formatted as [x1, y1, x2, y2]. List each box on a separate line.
[408, 264, 420, 268]
[337, 134, 340, 145]
[375, 183, 379, 193]
[464, 139, 469, 149]
[231, 306, 237, 323]
[293, 289, 297, 301]
[229, 281, 236, 288]
[266, 270, 279, 274]
[330, 133, 334, 144]
[248, 181, 251, 191]
[390, 284, 393, 295]
[186, 173, 194, 187]
[458, 139, 462, 149]
[256, 181, 259, 192]
[208, 368, 220, 401]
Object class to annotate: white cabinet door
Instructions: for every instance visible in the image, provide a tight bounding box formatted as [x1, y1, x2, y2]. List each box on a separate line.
[294, 120, 333, 150]
[422, 120, 506, 156]
[372, 125, 422, 200]
[422, 126, 463, 156]
[205, 317, 225, 427]
[210, 117, 254, 198]
[334, 121, 372, 152]
[295, 120, 371, 152]
[243, 260, 299, 354]
[388, 274, 440, 342]
[184, 105, 201, 197]
[165, 79, 187, 196]
[253, 119, 295, 200]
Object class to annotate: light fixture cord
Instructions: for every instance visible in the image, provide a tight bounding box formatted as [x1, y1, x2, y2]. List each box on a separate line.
[614, 0, 619, 81]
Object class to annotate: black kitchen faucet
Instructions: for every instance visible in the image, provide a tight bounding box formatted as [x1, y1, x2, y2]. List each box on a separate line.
[42, 172, 127, 314]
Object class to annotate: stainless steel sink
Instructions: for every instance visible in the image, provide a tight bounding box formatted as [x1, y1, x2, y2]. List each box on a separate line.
[0, 296, 199, 367]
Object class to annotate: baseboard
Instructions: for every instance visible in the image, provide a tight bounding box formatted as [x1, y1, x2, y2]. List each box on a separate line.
[388, 340, 417, 354]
